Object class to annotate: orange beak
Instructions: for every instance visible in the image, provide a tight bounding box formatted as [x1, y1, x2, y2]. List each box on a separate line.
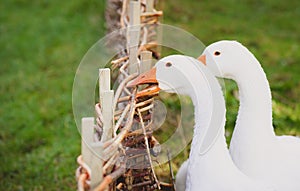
[197, 55, 206, 65]
[127, 67, 160, 97]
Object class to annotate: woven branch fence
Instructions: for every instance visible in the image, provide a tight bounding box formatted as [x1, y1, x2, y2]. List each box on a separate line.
[76, 1, 175, 191]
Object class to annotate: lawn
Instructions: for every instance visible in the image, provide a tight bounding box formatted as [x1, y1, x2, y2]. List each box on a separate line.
[1, 0, 300, 190]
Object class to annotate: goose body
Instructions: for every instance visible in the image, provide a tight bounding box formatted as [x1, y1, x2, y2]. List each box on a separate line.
[175, 160, 188, 191]
[129, 55, 275, 191]
[201, 40, 300, 191]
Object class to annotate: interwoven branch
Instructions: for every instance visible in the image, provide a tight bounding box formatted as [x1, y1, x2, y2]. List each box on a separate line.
[76, 0, 172, 190]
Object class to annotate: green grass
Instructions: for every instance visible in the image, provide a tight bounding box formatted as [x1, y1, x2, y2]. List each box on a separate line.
[0, 1, 105, 190]
[1, 0, 300, 190]
[161, 0, 300, 135]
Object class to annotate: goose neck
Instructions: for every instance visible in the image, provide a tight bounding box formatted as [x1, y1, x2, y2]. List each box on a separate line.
[235, 57, 274, 137]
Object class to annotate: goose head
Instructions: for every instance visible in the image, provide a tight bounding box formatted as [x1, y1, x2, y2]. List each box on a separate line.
[128, 55, 206, 98]
[128, 55, 226, 155]
[199, 40, 256, 80]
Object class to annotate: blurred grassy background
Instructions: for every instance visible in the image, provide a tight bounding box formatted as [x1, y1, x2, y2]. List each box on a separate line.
[1, 0, 300, 190]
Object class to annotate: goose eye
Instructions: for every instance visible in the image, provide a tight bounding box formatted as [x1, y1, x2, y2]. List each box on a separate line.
[214, 51, 221, 56]
[165, 62, 172, 67]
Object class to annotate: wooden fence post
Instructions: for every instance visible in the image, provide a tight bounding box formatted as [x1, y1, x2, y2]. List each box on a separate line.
[99, 68, 110, 106]
[81, 117, 103, 189]
[140, 50, 152, 73]
[99, 69, 114, 142]
[101, 90, 114, 142]
[146, 0, 154, 12]
[128, 0, 141, 74]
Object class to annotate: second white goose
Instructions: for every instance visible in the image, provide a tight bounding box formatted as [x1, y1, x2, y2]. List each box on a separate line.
[200, 40, 300, 191]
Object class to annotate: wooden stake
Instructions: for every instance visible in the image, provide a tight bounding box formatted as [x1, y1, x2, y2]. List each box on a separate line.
[128, 1, 141, 74]
[129, 0, 140, 26]
[81, 117, 103, 189]
[146, 0, 154, 12]
[101, 90, 114, 142]
[99, 68, 114, 142]
[99, 68, 111, 105]
[140, 50, 152, 73]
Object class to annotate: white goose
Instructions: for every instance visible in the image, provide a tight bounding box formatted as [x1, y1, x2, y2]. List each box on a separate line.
[128, 55, 274, 191]
[200, 40, 300, 191]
